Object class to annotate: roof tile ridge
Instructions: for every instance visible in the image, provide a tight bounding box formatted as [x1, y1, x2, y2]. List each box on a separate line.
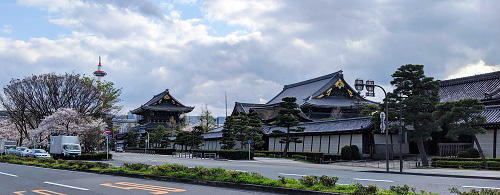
[283, 71, 341, 89]
[440, 71, 500, 87]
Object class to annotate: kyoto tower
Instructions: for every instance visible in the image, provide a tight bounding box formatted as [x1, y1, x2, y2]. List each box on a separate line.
[93, 56, 107, 80]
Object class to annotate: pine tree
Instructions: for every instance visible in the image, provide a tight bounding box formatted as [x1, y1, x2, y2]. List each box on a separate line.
[247, 112, 265, 150]
[220, 116, 236, 150]
[273, 97, 304, 157]
[435, 98, 487, 167]
[390, 64, 440, 166]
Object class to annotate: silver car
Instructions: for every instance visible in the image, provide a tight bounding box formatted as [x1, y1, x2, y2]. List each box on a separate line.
[28, 149, 51, 158]
[15, 147, 30, 156]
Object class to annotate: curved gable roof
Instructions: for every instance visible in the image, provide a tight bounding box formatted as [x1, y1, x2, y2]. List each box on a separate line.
[439, 71, 500, 102]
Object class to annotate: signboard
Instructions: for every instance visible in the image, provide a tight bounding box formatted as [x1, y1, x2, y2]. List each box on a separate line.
[248, 140, 251, 145]
[379, 112, 386, 133]
[139, 129, 146, 134]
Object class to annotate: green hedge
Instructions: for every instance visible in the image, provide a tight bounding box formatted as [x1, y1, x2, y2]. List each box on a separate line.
[62, 152, 112, 161]
[457, 148, 480, 158]
[191, 150, 253, 160]
[432, 160, 500, 170]
[0, 155, 439, 194]
[431, 157, 500, 162]
[254, 151, 324, 163]
[125, 148, 177, 155]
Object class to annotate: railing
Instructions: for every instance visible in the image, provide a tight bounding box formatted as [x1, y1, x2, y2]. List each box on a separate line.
[438, 143, 473, 157]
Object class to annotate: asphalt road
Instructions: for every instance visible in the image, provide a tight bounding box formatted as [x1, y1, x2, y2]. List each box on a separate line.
[0, 162, 277, 195]
[109, 152, 500, 195]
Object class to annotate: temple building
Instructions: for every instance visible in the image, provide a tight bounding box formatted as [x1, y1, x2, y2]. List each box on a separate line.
[438, 71, 500, 158]
[201, 71, 406, 157]
[233, 71, 376, 121]
[131, 89, 194, 131]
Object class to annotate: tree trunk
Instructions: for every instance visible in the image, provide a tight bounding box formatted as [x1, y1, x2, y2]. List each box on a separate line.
[282, 127, 290, 157]
[473, 135, 488, 169]
[416, 137, 429, 166]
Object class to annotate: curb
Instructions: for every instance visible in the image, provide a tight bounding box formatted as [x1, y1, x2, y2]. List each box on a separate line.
[364, 170, 500, 180]
[84, 170, 342, 195]
[0, 162, 343, 195]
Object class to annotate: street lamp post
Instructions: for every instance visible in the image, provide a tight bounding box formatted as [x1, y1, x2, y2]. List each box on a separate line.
[355, 79, 390, 172]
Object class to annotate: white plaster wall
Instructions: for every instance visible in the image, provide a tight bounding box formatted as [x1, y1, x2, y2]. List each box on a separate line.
[374, 134, 409, 154]
[296, 136, 304, 152]
[351, 134, 363, 151]
[303, 136, 312, 152]
[476, 130, 495, 158]
[311, 136, 321, 152]
[329, 135, 340, 154]
[320, 136, 330, 154]
[339, 134, 351, 151]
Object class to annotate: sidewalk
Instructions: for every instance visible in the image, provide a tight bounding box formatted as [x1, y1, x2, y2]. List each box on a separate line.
[254, 157, 500, 180]
[327, 160, 500, 180]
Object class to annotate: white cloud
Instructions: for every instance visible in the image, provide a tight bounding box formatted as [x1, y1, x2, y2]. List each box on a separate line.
[2, 0, 500, 117]
[1, 25, 12, 34]
[447, 60, 500, 79]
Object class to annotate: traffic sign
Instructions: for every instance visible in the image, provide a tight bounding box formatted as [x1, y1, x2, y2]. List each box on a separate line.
[139, 129, 145, 134]
[380, 112, 386, 133]
[248, 140, 251, 144]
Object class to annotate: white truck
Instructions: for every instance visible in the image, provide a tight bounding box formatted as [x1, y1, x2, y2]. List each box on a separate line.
[0, 140, 17, 155]
[50, 136, 81, 158]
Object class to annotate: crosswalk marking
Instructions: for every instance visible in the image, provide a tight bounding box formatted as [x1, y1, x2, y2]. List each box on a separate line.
[101, 182, 186, 194]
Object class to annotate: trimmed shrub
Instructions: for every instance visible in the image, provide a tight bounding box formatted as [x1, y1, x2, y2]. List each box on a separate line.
[390, 184, 416, 194]
[123, 163, 150, 171]
[299, 176, 319, 187]
[341, 145, 360, 160]
[457, 148, 480, 158]
[254, 153, 267, 157]
[353, 183, 377, 195]
[450, 187, 500, 195]
[319, 175, 338, 187]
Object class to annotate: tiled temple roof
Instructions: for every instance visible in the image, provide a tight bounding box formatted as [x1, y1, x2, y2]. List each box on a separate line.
[439, 71, 500, 103]
[131, 89, 194, 114]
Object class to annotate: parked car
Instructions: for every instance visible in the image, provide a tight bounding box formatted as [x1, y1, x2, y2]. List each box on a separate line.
[115, 146, 124, 152]
[15, 147, 30, 157]
[28, 149, 51, 158]
[5, 146, 18, 155]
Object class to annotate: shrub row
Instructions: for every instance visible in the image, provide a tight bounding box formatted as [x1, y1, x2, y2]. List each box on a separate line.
[457, 148, 480, 158]
[254, 151, 324, 163]
[431, 157, 500, 162]
[62, 152, 112, 161]
[191, 150, 253, 160]
[0, 155, 441, 194]
[432, 160, 500, 170]
[124, 148, 177, 155]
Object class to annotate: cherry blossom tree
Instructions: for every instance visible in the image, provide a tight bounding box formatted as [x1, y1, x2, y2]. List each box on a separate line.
[32, 108, 106, 151]
[0, 119, 19, 142]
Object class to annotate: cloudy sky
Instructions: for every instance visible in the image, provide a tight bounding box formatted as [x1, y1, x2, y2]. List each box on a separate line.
[1, 0, 499, 117]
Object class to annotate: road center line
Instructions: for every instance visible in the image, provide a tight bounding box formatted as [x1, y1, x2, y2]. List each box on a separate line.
[462, 186, 500, 190]
[44, 182, 90, 191]
[278, 173, 307, 177]
[0, 171, 18, 177]
[353, 178, 394, 183]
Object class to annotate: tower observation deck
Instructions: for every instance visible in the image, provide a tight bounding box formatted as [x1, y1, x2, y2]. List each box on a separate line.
[93, 56, 107, 80]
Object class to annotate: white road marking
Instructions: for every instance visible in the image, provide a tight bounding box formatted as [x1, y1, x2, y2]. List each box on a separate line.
[44, 182, 90, 191]
[0, 171, 18, 177]
[233, 170, 248, 172]
[462, 186, 500, 190]
[278, 173, 307, 177]
[353, 178, 394, 183]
